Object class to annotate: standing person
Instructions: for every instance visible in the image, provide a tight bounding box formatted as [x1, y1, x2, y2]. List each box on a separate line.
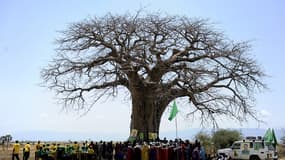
[23, 142, 31, 160]
[12, 140, 20, 160]
[141, 142, 150, 160]
[133, 143, 142, 160]
[81, 142, 88, 153]
[192, 146, 200, 160]
[35, 141, 42, 151]
[72, 141, 80, 160]
[106, 141, 114, 160]
[199, 146, 206, 160]
[87, 143, 95, 160]
[35, 140, 42, 160]
[98, 141, 103, 160]
[126, 143, 134, 160]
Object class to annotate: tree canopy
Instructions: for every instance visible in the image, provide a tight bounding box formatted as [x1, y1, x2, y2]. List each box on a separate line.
[41, 12, 266, 139]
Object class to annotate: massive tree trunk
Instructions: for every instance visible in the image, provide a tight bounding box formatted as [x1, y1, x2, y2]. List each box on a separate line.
[129, 87, 168, 141]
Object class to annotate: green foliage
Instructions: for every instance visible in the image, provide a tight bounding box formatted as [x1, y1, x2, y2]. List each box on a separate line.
[195, 131, 212, 146]
[212, 129, 242, 149]
[195, 131, 213, 154]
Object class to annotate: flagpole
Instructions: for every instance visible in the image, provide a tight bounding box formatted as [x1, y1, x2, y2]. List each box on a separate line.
[175, 116, 178, 139]
[169, 100, 178, 139]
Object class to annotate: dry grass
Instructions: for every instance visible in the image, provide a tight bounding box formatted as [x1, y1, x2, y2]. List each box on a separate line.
[0, 143, 36, 160]
[278, 144, 285, 159]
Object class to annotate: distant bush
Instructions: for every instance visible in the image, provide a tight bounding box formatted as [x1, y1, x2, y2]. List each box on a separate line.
[195, 131, 213, 154]
[194, 129, 242, 154]
[212, 129, 242, 149]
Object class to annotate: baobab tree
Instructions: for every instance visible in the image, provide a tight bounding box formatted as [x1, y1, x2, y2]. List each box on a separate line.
[41, 12, 266, 140]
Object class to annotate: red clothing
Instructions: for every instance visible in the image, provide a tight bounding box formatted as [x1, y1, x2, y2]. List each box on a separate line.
[168, 147, 174, 160]
[160, 147, 168, 160]
[180, 144, 185, 160]
[155, 147, 161, 160]
[126, 147, 133, 160]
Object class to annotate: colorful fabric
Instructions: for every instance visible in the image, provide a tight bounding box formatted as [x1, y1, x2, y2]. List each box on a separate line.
[141, 144, 150, 160]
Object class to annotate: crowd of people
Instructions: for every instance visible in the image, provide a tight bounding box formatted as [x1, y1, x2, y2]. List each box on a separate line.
[12, 138, 208, 160]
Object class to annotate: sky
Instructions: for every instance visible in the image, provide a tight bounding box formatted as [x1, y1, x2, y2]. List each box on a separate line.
[0, 0, 285, 141]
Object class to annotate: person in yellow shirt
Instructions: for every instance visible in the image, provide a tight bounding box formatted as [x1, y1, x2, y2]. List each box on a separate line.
[35, 141, 42, 151]
[87, 144, 95, 160]
[12, 140, 20, 160]
[73, 141, 80, 153]
[49, 143, 57, 159]
[23, 142, 31, 160]
[141, 142, 150, 160]
[35, 141, 42, 160]
[50, 143, 57, 153]
[73, 141, 80, 160]
[87, 145, 94, 154]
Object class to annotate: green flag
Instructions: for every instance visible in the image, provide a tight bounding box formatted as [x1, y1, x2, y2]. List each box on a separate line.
[264, 128, 273, 144]
[168, 101, 178, 121]
[264, 128, 278, 148]
[272, 129, 278, 147]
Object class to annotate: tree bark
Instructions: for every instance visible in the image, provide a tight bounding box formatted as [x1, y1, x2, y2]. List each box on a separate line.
[129, 88, 168, 141]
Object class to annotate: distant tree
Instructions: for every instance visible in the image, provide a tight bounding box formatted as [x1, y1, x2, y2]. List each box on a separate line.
[0, 136, 4, 151]
[195, 131, 213, 154]
[212, 129, 242, 149]
[0, 134, 12, 150]
[5, 134, 12, 150]
[5, 134, 12, 144]
[41, 11, 266, 141]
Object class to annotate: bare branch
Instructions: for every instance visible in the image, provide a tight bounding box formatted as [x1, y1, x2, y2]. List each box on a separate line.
[41, 11, 266, 127]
